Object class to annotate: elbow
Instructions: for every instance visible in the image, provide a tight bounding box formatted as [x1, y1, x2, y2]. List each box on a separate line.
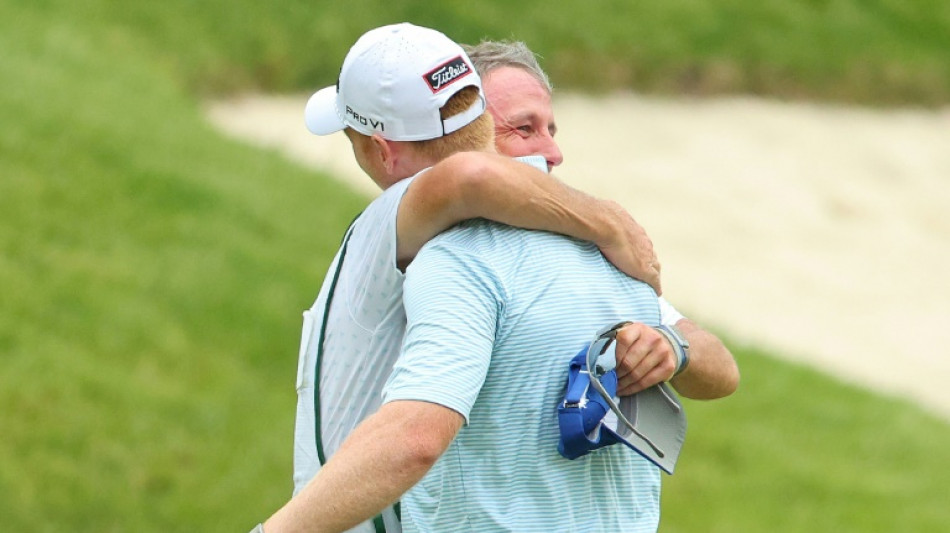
[676, 356, 741, 401]
[442, 152, 497, 196]
[714, 359, 741, 399]
[706, 357, 741, 400]
[397, 409, 459, 469]
[375, 401, 461, 477]
[722, 364, 741, 397]
[399, 427, 453, 472]
[421, 152, 497, 217]
[406, 436, 446, 470]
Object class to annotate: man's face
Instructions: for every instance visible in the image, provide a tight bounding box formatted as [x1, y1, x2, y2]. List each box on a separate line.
[482, 66, 563, 171]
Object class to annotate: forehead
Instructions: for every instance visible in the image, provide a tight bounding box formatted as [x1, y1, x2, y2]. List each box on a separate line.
[482, 66, 553, 120]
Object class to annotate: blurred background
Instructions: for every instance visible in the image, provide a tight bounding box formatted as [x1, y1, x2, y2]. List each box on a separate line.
[2, 1, 948, 531]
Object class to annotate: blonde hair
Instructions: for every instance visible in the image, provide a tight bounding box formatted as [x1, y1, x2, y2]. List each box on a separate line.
[412, 86, 494, 161]
[346, 86, 493, 164]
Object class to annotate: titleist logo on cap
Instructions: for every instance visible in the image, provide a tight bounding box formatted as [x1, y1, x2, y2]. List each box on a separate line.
[424, 56, 472, 93]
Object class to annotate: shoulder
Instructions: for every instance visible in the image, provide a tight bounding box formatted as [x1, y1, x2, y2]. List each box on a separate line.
[419, 221, 598, 273]
[359, 175, 418, 222]
[428, 218, 564, 247]
[405, 221, 511, 298]
[347, 174, 422, 252]
[409, 220, 501, 277]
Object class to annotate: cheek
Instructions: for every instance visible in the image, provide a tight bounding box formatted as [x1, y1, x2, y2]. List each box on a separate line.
[493, 133, 528, 158]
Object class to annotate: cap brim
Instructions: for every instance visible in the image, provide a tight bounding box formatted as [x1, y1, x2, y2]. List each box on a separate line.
[304, 86, 345, 135]
[604, 383, 687, 475]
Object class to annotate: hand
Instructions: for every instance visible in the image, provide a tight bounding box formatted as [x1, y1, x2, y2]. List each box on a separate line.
[613, 323, 677, 395]
[595, 201, 662, 295]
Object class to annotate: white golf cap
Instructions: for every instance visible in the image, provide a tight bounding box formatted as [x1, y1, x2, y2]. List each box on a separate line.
[304, 23, 486, 141]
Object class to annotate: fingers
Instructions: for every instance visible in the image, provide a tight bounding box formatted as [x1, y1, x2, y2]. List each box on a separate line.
[617, 367, 672, 396]
[630, 258, 661, 295]
[643, 260, 662, 296]
[598, 243, 661, 294]
[614, 324, 677, 395]
[618, 209, 662, 295]
[637, 252, 661, 296]
[632, 229, 660, 294]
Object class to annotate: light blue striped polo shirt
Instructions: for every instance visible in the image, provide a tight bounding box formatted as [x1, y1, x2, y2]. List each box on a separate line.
[384, 220, 663, 532]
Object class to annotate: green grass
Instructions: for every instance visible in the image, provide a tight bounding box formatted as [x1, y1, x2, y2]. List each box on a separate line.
[662, 343, 950, 532]
[33, 0, 950, 106]
[1, 2, 366, 529]
[2, 0, 949, 531]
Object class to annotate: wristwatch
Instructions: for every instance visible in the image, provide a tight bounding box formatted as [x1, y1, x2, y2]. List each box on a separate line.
[655, 324, 690, 377]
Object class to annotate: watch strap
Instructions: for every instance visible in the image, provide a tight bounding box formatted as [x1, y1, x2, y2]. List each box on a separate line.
[655, 324, 690, 377]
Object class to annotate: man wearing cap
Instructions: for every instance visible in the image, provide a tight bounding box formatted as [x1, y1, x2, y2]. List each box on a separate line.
[258, 23, 734, 533]
[273, 21, 666, 533]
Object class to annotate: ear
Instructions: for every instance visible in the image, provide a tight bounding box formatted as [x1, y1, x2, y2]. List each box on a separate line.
[370, 134, 398, 174]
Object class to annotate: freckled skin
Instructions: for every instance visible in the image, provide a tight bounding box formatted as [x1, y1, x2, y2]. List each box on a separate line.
[482, 66, 564, 172]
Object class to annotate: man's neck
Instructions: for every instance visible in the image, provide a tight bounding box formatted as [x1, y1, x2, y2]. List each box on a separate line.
[376, 144, 495, 190]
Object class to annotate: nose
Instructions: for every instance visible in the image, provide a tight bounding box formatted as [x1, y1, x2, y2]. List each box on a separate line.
[538, 133, 563, 169]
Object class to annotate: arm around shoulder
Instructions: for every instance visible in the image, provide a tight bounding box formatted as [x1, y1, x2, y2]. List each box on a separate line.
[395, 151, 661, 292]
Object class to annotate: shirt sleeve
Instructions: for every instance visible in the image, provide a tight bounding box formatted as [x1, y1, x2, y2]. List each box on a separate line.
[382, 237, 503, 423]
[658, 296, 685, 326]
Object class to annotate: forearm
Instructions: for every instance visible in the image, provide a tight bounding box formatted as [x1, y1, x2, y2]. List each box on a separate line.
[264, 417, 421, 533]
[453, 153, 660, 291]
[397, 151, 660, 290]
[669, 319, 740, 400]
[453, 153, 622, 247]
[263, 401, 462, 533]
